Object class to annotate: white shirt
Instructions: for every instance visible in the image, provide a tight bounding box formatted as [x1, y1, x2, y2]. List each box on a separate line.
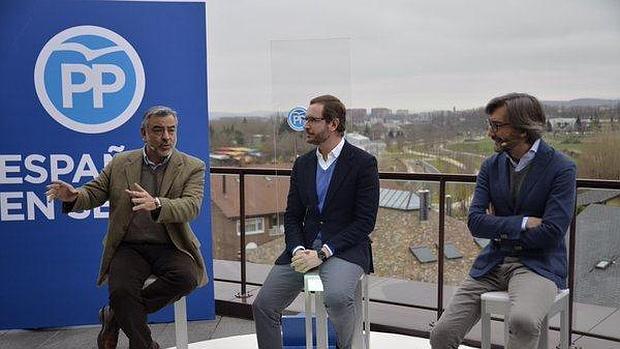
[508, 138, 540, 173]
[316, 137, 345, 170]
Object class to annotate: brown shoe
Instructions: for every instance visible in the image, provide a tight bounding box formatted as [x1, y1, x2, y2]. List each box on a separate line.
[97, 305, 120, 349]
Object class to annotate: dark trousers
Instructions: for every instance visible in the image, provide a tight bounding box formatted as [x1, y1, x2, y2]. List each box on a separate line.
[108, 242, 198, 349]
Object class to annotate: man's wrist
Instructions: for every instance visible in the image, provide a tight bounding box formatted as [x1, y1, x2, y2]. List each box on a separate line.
[521, 216, 528, 231]
[292, 245, 305, 255]
[154, 197, 162, 209]
[322, 244, 333, 257]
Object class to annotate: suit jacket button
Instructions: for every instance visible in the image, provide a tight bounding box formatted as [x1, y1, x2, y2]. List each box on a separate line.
[500, 234, 508, 239]
[515, 246, 523, 251]
[320, 221, 324, 225]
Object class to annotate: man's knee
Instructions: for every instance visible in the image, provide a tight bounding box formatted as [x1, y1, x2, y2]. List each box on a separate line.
[168, 268, 198, 294]
[508, 310, 540, 338]
[109, 283, 138, 306]
[429, 319, 458, 349]
[252, 290, 281, 323]
[252, 290, 267, 313]
[323, 289, 354, 311]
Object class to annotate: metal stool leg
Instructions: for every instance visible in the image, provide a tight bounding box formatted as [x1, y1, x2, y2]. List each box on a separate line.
[504, 313, 510, 348]
[305, 290, 313, 349]
[481, 300, 492, 349]
[560, 298, 569, 349]
[316, 292, 328, 349]
[363, 275, 370, 349]
[537, 316, 549, 349]
[174, 296, 188, 349]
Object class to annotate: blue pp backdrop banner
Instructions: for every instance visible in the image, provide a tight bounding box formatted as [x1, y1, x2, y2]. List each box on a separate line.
[0, 0, 214, 329]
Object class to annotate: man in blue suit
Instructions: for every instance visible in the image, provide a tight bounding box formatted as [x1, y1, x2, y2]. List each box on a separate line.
[253, 95, 380, 349]
[430, 93, 576, 349]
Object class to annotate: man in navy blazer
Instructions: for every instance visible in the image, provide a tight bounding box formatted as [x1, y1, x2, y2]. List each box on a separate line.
[431, 93, 576, 349]
[253, 95, 380, 349]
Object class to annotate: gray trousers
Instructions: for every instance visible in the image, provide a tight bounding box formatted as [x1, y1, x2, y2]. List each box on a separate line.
[430, 258, 557, 349]
[253, 257, 364, 349]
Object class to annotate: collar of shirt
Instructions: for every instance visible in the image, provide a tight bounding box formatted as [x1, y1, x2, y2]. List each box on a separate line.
[508, 138, 540, 172]
[142, 146, 171, 170]
[316, 137, 345, 170]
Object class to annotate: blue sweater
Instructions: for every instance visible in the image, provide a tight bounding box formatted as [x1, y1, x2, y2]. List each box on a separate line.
[315, 160, 337, 251]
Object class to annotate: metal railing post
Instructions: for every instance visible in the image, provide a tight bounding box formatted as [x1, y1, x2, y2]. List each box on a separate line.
[437, 179, 446, 319]
[235, 170, 252, 300]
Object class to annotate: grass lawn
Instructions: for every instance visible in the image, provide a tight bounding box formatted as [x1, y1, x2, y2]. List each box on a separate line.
[448, 134, 590, 159]
[447, 138, 494, 156]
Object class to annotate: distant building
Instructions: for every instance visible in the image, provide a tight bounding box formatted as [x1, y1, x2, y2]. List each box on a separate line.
[345, 132, 386, 157]
[211, 147, 262, 165]
[548, 117, 590, 132]
[250, 134, 266, 147]
[346, 108, 368, 124]
[346, 132, 372, 149]
[370, 107, 392, 120]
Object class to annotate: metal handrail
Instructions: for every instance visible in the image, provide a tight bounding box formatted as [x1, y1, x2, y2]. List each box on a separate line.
[210, 166, 620, 342]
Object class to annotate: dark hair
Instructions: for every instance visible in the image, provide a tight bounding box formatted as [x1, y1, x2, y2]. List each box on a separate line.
[310, 95, 346, 135]
[141, 105, 177, 130]
[485, 93, 546, 144]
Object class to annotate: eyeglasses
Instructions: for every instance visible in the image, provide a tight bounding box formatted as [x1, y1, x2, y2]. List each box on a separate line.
[301, 116, 325, 124]
[487, 119, 511, 132]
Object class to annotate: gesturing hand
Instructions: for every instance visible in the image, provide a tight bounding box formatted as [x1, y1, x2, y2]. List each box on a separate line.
[46, 180, 79, 202]
[291, 250, 322, 273]
[125, 183, 158, 211]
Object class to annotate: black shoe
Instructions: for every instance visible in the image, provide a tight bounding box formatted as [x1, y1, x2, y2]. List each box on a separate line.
[97, 305, 120, 349]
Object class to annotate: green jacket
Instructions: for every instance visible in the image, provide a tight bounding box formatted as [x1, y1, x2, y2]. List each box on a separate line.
[67, 148, 208, 287]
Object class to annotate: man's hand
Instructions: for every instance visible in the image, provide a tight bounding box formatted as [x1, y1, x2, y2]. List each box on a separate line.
[291, 250, 322, 273]
[46, 180, 78, 202]
[526, 217, 542, 229]
[125, 183, 158, 211]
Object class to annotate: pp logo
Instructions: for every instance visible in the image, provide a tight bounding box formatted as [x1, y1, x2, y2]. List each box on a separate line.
[287, 106, 307, 132]
[34, 25, 145, 134]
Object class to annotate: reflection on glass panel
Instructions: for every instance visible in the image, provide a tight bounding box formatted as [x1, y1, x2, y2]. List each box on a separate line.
[370, 180, 478, 286]
[210, 174, 240, 261]
[211, 174, 288, 262]
[236, 175, 288, 265]
[271, 38, 352, 169]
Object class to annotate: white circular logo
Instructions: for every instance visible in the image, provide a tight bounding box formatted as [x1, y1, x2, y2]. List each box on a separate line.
[34, 25, 145, 134]
[287, 106, 307, 132]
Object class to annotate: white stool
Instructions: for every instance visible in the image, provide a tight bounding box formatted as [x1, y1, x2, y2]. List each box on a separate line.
[303, 271, 370, 349]
[144, 276, 188, 349]
[480, 289, 569, 349]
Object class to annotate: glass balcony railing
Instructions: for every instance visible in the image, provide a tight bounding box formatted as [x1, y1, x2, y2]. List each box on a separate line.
[209, 166, 620, 346]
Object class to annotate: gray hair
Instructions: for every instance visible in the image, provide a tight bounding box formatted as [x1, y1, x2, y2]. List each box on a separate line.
[485, 93, 546, 144]
[140, 105, 178, 130]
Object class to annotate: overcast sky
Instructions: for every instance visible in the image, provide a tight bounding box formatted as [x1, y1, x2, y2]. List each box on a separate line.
[206, 0, 620, 112]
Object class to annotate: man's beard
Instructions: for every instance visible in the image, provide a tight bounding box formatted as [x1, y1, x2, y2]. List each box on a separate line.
[492, 136, 518, 153]
[306, 130, 329, 145]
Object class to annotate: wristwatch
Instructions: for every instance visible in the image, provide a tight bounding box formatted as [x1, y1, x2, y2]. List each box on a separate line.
[316, 249, 328, 262]
[154, 197, 162, 209]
